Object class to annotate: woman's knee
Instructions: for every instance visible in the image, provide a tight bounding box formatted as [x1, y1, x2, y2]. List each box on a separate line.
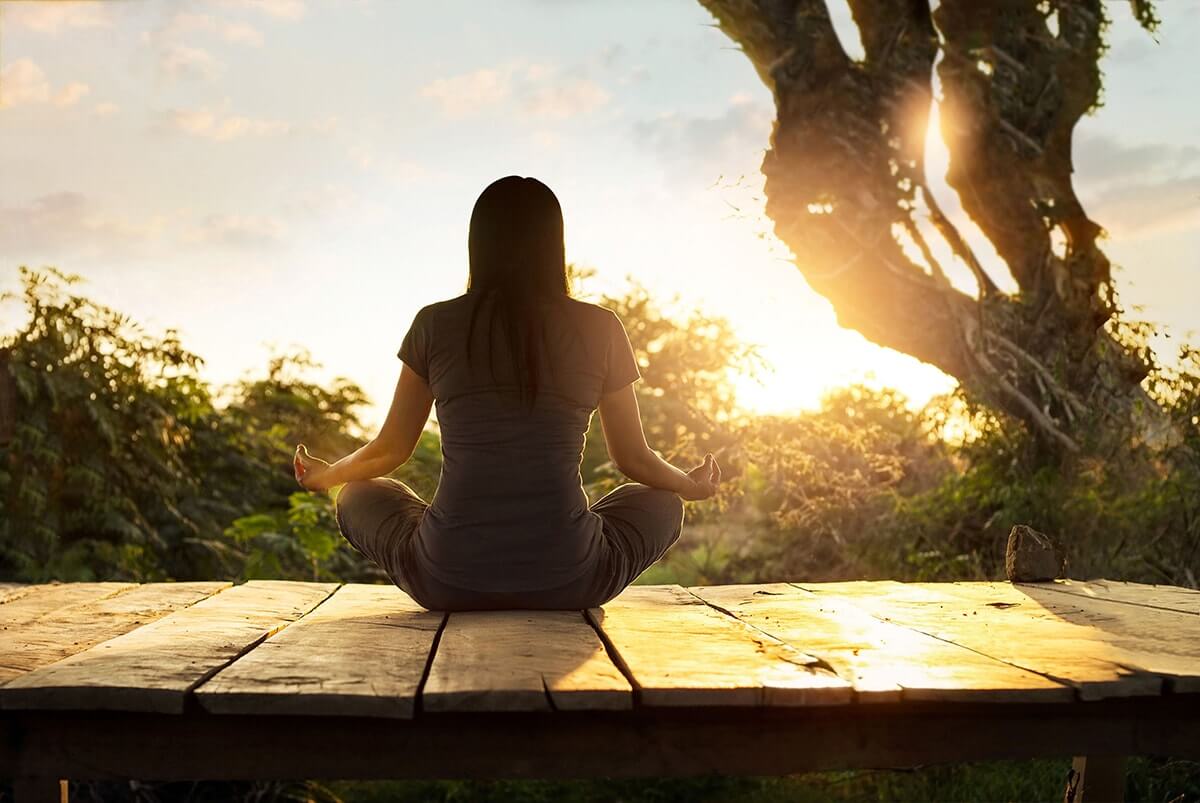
[646, 487, 685, 535]
[333, 479, 379, 531]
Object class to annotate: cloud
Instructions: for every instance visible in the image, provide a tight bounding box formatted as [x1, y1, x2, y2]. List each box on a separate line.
[186, 214, 287, 248]
[344, 145, 428, 185]
[1073, 133, 1200, 239]
[522, 78, 610, 120]
[1086, 177, 1200, 240]
[157, 106, 291, 141]
[159, 44, 223, 81]
[420, 69, 511, 118]
[214, 0, 306, 21]
[419, 62, 611, 121]
[0, 60, 50, 108]
[0, 193, 166, 261]
[4, 2, 112, 33]
[1075, 133, 1200, 186]
[158, 12, 264, 47]
[0, 59, 89, 110]
[223, 21, 265, 46]
[53, 82, 90, 108]
[633, 97, 773, 188]
[310, 116, 339, 135]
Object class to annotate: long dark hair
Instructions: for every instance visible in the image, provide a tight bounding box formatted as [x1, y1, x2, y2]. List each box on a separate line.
[466, 176, 570, 408]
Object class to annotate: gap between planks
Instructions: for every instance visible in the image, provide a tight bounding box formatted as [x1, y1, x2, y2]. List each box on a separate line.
[1024, 579, 1200, 617]
[795, 580, 1200, 700]
[688, 583, 1072, 704]
[196, 584, 444, 719]
[0, 582, 231, 686]
[585, 585, 851, 708]
[1, 581, 338, 713]
[423, 608, 633, 713]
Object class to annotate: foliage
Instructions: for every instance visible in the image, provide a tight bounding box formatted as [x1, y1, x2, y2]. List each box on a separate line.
[1, 268, 225, 581]
[724, 385, 951, 582]
[222, 429, 443, 584]
[0, 268, 374, 582]
[7, 267, 1197, 590]
[327, 756, 1196, 803]
[225, 492, 375, 583]
[577, 277, 765, 511]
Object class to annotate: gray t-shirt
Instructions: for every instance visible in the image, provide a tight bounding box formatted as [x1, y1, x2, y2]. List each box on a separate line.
[398, 292, 642, 592]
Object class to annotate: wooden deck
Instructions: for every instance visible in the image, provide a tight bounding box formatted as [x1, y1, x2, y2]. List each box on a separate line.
[1, 579, 1199, 801]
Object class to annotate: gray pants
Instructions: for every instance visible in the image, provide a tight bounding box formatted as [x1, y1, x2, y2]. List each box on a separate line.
[334, 479, 684, 611]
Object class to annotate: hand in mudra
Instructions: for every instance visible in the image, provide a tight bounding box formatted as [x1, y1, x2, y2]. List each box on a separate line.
[293, 444, 334, 492]
[680, 453, 721, 501]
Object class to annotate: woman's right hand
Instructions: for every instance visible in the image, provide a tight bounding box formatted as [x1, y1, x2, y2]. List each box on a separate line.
[679, 453, 721, 501]
[294, 444, 335, 492]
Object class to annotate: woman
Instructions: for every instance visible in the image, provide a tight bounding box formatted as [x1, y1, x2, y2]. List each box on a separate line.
[293, 176, 721, 611]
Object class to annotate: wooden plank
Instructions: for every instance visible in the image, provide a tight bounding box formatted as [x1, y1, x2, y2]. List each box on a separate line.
[423, 610, 632, 713]
[0, 582, 229, 685]
[1028, 579, 1200, 617]
[1008, 582, 1200, 694]
[1, 581, 336, 713]
[10, 777, 65, 803]
[0, 583, 34, 605]
[796, 581, 1180, 700]
[10, 695, 1199, 782]
[196, 584, 442, 718]
[0, 583, 135, 628]
[1067, 755, 1128, 803]
[587, 585, 851, 707]
[691, 583, 1072, 703]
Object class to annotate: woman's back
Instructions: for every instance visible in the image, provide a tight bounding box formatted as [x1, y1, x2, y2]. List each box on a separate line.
[398, 291, 641, 592]
[303, 176, 712, 610]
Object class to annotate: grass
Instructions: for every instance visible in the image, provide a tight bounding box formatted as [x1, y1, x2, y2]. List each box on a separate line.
[24, 755, 1197, 800]
[322, 757, 1200, 803]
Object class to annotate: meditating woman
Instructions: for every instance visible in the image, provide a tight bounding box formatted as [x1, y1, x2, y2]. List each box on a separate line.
[292, 176, 721, 611]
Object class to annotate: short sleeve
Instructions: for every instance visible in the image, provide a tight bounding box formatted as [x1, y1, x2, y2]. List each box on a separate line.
[602, 310, 641, 393]
[398, 305, 432, 380]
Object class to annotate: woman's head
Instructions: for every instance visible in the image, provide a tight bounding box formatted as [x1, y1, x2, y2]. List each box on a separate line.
[464, 176, 567, 409]
[467, 176, 568, 298]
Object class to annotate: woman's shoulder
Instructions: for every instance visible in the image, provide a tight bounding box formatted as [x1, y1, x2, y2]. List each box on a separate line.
[412, 293, 471, 323]
[560, 296, 623, 326]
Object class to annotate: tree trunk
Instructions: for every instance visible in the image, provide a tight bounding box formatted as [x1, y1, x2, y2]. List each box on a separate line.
[698, 0, 1159, 454]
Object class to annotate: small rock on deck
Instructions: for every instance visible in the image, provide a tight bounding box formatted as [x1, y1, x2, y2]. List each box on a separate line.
[1, 579, 1199, 801]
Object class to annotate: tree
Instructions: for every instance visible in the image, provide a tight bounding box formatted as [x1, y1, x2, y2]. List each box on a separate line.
[0, 268, 375, 582]
[697, 0, 1161, 454]
[577, 279, 766, 499]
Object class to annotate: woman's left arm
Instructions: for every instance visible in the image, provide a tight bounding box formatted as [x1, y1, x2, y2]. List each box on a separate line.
[294, 364, 433, 492]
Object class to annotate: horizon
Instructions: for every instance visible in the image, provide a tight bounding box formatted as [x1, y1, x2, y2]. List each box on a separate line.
[2, 0, 1198, 430]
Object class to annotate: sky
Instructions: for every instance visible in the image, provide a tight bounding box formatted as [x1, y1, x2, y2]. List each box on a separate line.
[1, 0, 1198, 430]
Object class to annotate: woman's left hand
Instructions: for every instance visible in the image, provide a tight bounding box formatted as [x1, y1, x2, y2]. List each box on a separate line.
[294, 444, 335, 492]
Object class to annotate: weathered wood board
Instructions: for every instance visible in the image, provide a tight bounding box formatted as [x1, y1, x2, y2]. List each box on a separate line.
[196, 584, 442, 718]
[1006, 582, 1200, 693]
[691, 584, 1072, 703]
[424, 609, 632, 713]
[0, 583, 34, 605]
[589, 585, 851, 706]
[1, 581, 336, 713]
[0, 583, 135, 628]
[796, 581, 1198, 699]
[0, 582, 229, 685]
[1029, 579, 1200, 617]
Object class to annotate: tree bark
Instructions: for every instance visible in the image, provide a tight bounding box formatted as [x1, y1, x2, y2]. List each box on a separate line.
[698, 0, 1157, 453]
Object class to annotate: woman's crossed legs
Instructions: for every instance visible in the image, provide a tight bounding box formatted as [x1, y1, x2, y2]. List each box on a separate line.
[333, 478, 684, 611]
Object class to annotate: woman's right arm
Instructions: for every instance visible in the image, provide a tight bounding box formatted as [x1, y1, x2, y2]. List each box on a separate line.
[597, 382, 721, 501]
[294, 363, 433, 491]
